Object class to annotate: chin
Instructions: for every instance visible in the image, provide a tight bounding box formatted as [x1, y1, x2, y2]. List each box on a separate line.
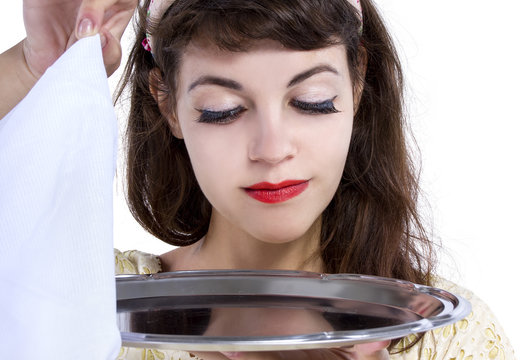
[247, 217, 319, 245]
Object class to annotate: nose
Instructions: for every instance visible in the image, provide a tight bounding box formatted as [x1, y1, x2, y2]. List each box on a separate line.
[248, 110, 297, 165]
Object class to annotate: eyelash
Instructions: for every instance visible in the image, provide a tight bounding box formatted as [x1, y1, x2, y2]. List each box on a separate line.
[290, 96, 340, 115]
[196, 97, 340, 124]
[196, 106, 247, 125]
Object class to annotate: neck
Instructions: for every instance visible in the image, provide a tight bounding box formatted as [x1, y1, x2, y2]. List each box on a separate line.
[192, 210, 324, 272]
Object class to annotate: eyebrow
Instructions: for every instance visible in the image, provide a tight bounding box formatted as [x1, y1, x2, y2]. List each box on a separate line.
[287, 65, 340, 88]
[188, 76, 243, 93]
[187, 64, 340, 93]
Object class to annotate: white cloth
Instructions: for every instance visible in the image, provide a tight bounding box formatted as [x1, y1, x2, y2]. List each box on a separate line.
[0, 35, 120, 359]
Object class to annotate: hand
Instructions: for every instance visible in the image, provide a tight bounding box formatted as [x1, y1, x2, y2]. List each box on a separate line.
[22, 0, 137, 79]
[192, 341, 391, 360]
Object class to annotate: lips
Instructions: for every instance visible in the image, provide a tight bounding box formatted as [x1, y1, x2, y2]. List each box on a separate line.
[244, 180, 309, 204]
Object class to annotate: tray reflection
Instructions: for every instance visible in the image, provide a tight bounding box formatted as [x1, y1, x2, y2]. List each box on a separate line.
[118, 294, 424, 337]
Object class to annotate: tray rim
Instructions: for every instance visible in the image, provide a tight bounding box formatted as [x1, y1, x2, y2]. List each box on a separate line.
[116, 270, 471, 351]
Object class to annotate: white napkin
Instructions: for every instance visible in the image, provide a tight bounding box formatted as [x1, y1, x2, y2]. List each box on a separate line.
[0, 35, 120, 359]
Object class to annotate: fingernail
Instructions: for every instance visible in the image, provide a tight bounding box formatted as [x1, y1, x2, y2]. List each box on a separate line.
[77, 18, 94, 37]
[100, 33, 107, 48]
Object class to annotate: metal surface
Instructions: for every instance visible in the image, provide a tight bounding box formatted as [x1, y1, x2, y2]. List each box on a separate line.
[116, 270, 471, 351]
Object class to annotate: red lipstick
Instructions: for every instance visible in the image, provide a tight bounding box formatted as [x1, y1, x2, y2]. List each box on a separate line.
[244, 180, 309, 204]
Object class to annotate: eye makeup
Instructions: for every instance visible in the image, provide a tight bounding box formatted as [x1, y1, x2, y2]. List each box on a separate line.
[195, 96, 340, 125]
[290, 96, 340, 115]
[195, 105, 247, 124]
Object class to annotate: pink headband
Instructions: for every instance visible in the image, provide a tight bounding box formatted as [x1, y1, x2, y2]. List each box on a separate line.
[142, 0, 363, 53]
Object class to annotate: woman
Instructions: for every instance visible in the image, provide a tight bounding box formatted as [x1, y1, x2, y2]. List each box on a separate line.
[0, 0, 515, 359]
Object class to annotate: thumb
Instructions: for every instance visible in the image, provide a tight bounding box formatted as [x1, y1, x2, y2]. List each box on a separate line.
[75, 0, 105, 39]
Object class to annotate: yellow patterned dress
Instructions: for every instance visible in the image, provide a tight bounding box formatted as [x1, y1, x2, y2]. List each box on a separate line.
[114, 250, 516, 360]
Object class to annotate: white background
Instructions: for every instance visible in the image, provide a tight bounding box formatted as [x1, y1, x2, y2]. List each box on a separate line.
[2, 1, 525, 358]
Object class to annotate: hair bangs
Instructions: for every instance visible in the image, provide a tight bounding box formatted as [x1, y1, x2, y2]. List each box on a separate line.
[157, 0, 361, 54]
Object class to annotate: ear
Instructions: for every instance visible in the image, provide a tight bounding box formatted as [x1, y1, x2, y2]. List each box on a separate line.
[149, 68, 184, 139]
[353, 45, 368, 115]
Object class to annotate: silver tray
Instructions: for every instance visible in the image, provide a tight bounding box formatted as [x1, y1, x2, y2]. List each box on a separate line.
[116, 270, 471, 351]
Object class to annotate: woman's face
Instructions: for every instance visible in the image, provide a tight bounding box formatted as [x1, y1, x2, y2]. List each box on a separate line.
[173, 40, 356, 244]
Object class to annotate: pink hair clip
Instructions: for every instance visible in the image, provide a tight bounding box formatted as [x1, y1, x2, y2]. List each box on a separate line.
[142, 35, 152, 52]
[142, 0, 156, 53]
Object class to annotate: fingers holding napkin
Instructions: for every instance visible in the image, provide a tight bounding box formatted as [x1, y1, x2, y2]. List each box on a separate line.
[0, 35, 120, 359]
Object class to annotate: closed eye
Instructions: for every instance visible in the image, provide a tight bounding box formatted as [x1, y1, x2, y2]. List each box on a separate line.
[290, 96, 340, 114]
[195, 105, 247, 124]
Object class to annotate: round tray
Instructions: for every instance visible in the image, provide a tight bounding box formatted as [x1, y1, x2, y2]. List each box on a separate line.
[116, 270, 471, 351]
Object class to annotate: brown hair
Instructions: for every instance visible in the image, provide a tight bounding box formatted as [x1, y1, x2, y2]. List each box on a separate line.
[118, 0, 435, 326]
[117, 0, 436, 351]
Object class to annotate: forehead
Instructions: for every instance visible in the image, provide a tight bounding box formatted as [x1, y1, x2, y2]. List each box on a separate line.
[177, 40, 351, 90]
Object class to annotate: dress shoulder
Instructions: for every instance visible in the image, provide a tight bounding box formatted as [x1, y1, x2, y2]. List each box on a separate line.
[114, 249, 163, 275]
[391, 277, 516, 359]
[114, 250, 200, 360]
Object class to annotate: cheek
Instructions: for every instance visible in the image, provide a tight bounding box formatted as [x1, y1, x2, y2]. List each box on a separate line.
[182, 126, 246, 198]
[303, 115, 353, 173]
